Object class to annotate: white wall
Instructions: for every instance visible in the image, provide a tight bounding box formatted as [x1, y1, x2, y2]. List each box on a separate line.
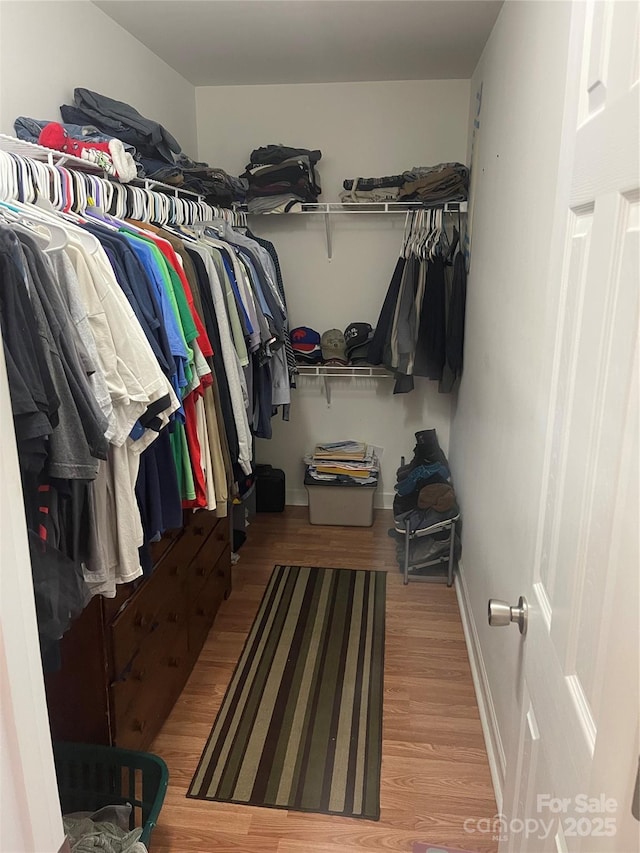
[0, 5, 196, 848]
[449, 0, 572, 798]
[197, 80, 470, 505]
[0, 341, 66, 853]
[0, 0, 197, 156]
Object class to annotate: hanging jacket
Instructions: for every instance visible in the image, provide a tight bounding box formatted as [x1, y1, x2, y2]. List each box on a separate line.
[368, 257, 405, 365]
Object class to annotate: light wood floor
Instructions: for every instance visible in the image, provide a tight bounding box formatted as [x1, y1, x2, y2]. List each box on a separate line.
[151, 507, 498, 853]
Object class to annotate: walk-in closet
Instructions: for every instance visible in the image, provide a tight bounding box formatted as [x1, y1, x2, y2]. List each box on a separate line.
[1, 3, 638, 853]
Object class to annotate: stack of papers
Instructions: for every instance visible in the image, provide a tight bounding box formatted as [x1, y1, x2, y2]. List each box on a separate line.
[313, 441, 368, 461]
[305, 441, 380, 485]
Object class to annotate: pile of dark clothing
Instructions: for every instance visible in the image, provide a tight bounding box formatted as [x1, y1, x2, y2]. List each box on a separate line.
[15, 88, 247, 206]
[175, 154, 247, 206]
[242, 145, 322, 214]
[60, 87, 181, 167]
[341, 162, 468, 205]
[389, 429, 462, 573]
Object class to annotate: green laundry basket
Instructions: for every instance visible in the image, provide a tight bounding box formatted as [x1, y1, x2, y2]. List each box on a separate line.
[53, 742, 168, 846]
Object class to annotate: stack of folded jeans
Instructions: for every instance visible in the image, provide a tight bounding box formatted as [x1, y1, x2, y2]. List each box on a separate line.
[339, 162, 469, 205]
[398, 162, 469, 203]
[243, 145, 322, 214]
[340, 174, 405, 203]
[389, 429, 462, 572]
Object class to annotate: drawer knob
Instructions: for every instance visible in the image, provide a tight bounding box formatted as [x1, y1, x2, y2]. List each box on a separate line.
[168, 612, 179, 623]
[134, 613, 148, 629]
[217, 568, 225, 578]
[169, 565, 179, 577]
[134, 668, 146, 682]
[168, 656, 181, 668]
[196, 607, 206, 617]
[133, 719, 146, 733]
[196, 566, 206, 577]
[194, 526, 205, 536]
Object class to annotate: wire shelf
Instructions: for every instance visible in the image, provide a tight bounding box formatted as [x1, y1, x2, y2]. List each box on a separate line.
[238, 200, 468, 215]
[296, 365, 391, 378]
[0, 133, 204, 200]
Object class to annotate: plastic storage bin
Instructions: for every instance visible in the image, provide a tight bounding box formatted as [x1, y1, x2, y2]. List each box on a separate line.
[305, 473, 377, 527]
[53, 742, 168, 846]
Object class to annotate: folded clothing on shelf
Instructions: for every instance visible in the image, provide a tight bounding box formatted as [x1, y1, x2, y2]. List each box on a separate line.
[19, 87, 248, 205]
[343, 174, 406, 191]
[243, 144, 322, 213]
[398, 162, 469, 203]
[339, 162, 469, 205]
[60, 87, 181, 164]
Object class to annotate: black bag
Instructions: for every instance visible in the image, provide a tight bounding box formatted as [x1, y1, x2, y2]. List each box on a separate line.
[256, 464, 286, 512]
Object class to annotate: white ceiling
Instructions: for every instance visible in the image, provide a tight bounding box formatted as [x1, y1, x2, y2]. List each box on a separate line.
[94, 1, 503, 87]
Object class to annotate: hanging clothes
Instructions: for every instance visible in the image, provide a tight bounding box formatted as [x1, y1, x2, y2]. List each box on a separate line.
[0, 150, 295, 667]
[370, 209, 468, 394]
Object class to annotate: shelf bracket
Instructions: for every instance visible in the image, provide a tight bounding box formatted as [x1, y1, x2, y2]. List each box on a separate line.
[323, 375, 332, 407]
[324, 209, 333, 260]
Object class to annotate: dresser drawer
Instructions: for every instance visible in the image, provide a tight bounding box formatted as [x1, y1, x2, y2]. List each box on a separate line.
[188, 545, 231, 659]
[188, 520, 230, 595]
[110, 556, 187, 675]
[102, 578, 143, 625]
[186, 508, 221, 532]
[111, 618, 189, 751]
[148, 525, 182, 565]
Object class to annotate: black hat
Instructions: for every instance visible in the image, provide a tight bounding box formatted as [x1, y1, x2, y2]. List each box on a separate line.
[344, 322, 374, 355]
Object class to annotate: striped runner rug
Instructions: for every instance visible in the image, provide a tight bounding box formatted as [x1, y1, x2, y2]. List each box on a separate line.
[188, 564, 386, 820]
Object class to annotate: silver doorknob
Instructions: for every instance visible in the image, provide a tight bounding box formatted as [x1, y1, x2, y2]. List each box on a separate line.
[488, 596, 528, 635]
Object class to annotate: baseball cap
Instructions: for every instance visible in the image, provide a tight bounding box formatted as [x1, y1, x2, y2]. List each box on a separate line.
[344, 322, 374, 355]
[321, 329, 348, 363]
[349, 346, 372, 364]
[295, 345, 323, 362]
[291, 327, 321, 353]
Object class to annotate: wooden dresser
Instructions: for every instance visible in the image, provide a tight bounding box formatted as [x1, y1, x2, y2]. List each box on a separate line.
[44, 509, 231, 751]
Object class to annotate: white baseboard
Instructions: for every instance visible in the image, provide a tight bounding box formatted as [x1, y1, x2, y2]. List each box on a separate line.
[286, 488, 308, 506]
[286, 489, 395, 509]
[455, 559, 505, 813]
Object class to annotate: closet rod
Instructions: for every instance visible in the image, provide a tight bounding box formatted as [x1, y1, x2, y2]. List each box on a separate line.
[237, 201, 468, 215]
[0, 143, 241, 227]
[0, 133, 206, 202]
[237, 200, 467, 260]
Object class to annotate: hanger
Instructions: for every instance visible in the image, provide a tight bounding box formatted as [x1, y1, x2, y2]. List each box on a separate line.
[0, 151, 18, 202]
[426, 208, 441, 260]
[0, 200, 69, 252]
[410, 209, 426, 258]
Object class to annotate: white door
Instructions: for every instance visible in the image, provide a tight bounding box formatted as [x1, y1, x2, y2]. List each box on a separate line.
[497, 2, 640, 851]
